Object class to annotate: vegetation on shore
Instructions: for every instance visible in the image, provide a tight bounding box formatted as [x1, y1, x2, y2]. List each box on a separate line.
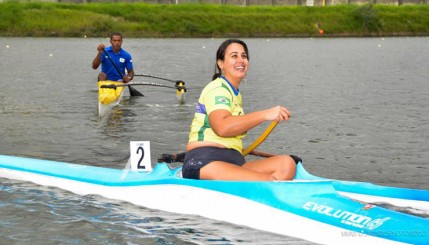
[1, 2, 429, 37]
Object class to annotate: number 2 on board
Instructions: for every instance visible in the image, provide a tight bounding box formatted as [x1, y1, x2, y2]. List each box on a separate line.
[136, 146, 145, 169]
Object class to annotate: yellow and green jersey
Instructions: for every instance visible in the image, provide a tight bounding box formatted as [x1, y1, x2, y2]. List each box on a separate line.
[188, 76, 246, 153]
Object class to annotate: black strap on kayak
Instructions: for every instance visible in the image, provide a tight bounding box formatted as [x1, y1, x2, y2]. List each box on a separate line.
[290, 155, 302, 164]
[158, 152, 186, 163]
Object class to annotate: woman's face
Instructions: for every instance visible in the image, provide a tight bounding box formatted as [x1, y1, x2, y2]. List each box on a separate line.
[218, 43, 248, 84]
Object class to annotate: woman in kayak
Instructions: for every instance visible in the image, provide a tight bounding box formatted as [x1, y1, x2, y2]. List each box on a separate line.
[182, 39, 297, 181]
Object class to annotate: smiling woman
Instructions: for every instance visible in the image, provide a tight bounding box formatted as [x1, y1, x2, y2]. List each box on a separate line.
[182, 39, 298, 181]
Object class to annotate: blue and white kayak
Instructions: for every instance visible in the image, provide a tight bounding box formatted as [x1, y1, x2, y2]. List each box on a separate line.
[0, 154, 428, 245]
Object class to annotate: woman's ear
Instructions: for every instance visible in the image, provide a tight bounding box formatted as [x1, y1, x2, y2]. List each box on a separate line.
[217, 60, 223, 71]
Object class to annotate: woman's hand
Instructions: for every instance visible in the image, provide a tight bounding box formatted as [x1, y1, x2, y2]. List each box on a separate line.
[264, 106, 291, 122]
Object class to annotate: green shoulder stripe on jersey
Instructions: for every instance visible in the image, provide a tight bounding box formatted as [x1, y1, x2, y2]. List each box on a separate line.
[221, 82, 234, 97]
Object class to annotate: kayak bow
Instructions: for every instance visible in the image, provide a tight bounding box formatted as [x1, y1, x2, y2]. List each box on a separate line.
[295, 164, 429, 212]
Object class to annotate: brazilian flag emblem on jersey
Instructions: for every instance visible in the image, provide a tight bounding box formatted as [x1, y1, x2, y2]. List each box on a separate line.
[215, 96, 230, 106]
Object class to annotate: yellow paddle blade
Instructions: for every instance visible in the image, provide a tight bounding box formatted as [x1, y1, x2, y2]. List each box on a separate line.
[98, 81, 124, 105]
[242, 121, 278, 157]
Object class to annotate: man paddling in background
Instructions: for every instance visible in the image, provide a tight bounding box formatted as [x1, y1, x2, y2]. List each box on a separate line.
[92, 32, 134, 82]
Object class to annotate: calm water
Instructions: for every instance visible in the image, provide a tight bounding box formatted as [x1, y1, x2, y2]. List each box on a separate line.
[0, 37, 428, 244]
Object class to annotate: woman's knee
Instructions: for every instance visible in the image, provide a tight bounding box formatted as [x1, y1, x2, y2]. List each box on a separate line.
[273, 155, 296, 180]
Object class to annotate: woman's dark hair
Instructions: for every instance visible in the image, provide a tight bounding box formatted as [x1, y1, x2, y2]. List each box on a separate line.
[212, 39, 249, 80]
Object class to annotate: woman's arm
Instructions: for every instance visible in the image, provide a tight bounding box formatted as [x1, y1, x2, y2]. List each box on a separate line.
[209, 106, 291, 137]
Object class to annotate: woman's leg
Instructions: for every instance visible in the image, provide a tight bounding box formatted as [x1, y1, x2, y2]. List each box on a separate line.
[200, 161, 275, 181]
[242, 155, 296, 180]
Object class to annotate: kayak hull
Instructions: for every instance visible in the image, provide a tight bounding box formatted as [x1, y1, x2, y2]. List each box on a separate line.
[0, 155, 428, 245]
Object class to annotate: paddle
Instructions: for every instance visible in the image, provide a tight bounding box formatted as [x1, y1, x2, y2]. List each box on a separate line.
[242, 121, 278, 157]
[128, 85, 144, 97]
[158, 121, 279, 163]
[102, 48, 143, 97]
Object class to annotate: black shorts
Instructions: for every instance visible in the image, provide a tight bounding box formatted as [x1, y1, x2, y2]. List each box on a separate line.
[182, 146, 246, 180]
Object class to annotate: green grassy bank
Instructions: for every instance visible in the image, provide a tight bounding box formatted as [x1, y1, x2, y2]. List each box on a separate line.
[1, 2, 429, 37]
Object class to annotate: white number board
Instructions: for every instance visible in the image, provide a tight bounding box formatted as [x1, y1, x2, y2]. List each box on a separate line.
[130, 141, 152, 171]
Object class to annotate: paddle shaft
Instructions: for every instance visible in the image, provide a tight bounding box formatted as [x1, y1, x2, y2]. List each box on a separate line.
[245, 121, 281, 158]
[102, 48, 124, 77]
[242, 121, 278, 156]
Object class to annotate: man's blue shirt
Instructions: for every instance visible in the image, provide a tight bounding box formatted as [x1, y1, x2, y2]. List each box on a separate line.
[100, 46, 133, 81]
